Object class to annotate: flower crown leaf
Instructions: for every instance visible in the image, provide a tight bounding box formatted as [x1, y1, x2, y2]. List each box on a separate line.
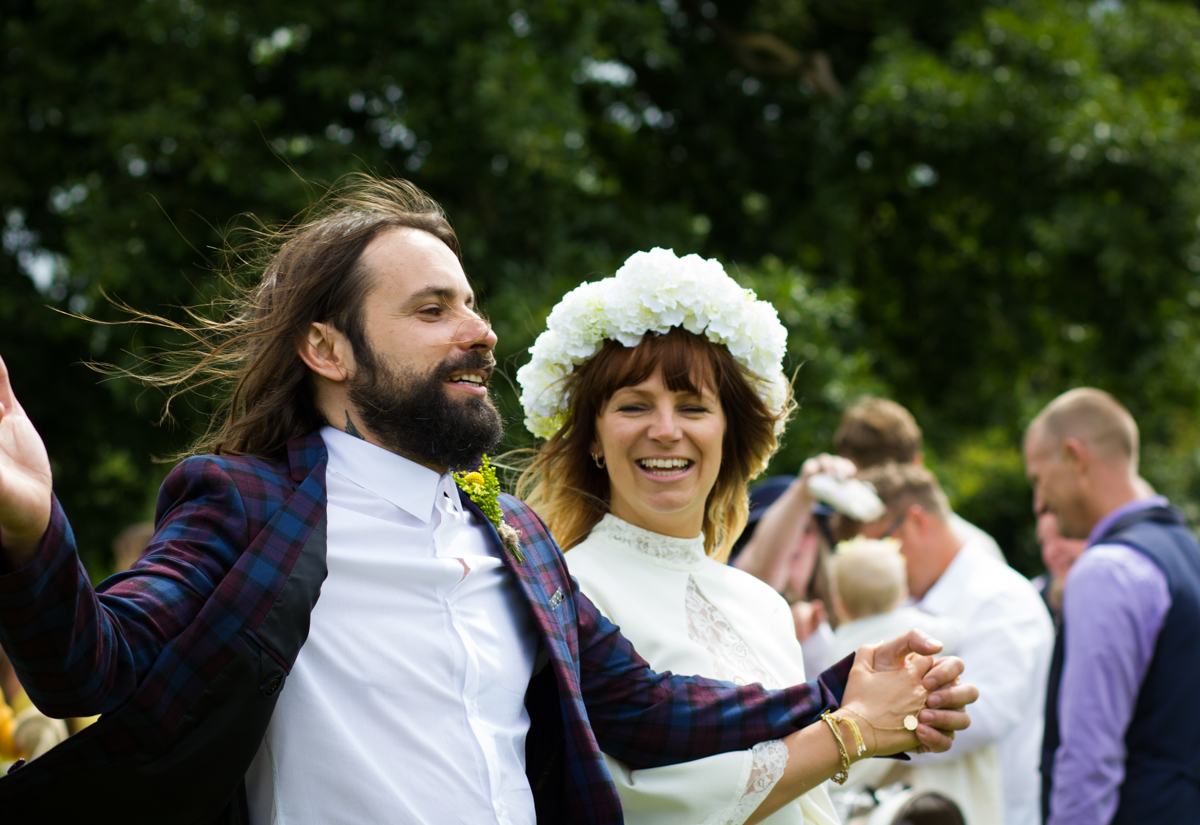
[517, 248, 790, 440]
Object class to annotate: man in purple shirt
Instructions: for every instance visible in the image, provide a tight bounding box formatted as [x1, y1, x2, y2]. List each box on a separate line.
[1024, 388, 1200, 825]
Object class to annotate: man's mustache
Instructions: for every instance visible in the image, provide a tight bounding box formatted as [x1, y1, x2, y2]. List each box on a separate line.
[439, 351, 496, 383]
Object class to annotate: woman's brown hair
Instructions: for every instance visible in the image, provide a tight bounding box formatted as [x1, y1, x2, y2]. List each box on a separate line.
[95, 175, 458, 460]
[515, 327, 793, 560]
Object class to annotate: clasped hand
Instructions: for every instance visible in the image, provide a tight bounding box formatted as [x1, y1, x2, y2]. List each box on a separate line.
[839, 629, 976, 758]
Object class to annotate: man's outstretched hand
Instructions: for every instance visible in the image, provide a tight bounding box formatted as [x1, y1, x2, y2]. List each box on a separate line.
[868, 629, 978, 754]
[0, 353, 52, 567]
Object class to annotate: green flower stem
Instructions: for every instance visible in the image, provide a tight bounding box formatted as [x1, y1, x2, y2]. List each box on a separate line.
[453, 455, 523, 562]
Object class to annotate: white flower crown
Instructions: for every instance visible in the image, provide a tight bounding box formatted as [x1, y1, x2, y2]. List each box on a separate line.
[516, 247, 790, 440]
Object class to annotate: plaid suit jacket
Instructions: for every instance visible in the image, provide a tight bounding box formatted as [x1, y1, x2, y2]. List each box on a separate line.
[0, 432, 851, 823]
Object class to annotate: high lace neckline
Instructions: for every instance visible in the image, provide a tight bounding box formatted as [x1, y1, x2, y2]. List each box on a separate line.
[587, 514, 708, 570]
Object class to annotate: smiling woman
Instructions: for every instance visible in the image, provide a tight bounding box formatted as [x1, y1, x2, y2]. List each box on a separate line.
[514, 249, 938, 825]
[521, 325, 776, 559]
[596, 368, 726, 540]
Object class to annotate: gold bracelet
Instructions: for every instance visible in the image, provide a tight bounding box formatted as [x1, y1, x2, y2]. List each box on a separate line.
[842, 702, 926, 733]
[820, 711, 852, 784]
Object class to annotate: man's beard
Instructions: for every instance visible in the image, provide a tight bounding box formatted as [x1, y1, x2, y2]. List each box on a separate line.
[348, 345, 504, 470]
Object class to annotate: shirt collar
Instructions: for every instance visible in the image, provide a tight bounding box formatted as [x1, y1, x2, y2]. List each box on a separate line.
[1087, 495, 1170, 546]
[321, 425, 449, 523]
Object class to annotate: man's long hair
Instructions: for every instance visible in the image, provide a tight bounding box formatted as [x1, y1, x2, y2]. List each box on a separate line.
[106, 176, 459, 459]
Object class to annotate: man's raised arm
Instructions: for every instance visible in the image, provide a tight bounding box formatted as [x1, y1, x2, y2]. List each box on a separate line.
[0, 354, 53, 569]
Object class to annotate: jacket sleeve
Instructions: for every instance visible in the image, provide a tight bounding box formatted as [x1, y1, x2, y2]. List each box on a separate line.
[0, 456, 250, 717]
[573, 584, 852, 770]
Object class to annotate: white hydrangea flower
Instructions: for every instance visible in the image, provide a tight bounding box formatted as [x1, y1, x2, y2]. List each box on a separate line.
[517, 247, 791, 439]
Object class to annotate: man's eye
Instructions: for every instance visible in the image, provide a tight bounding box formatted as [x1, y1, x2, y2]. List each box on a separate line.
[419, 306, 443, 317]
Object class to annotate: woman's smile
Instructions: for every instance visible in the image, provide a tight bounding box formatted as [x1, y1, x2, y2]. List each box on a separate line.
[635, 457, 695, 478]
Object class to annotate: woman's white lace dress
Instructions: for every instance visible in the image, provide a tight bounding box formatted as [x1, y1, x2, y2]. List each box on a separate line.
[567, 514, 842, 825]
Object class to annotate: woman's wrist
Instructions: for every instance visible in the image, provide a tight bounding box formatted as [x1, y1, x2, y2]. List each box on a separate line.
[833, 708, 878, 760]
[838, 701, 920, 756]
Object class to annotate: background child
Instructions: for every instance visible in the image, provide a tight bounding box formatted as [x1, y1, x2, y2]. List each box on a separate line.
[827, 537, 963, 662]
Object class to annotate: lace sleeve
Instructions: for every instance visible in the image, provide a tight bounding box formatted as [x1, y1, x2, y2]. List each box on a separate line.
[701, 740, 789, 825]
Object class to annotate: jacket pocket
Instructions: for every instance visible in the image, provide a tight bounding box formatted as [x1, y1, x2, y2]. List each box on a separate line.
[241, 629, 289, 698]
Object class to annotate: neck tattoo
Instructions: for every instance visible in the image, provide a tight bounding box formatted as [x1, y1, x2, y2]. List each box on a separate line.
[344, 411, 365, 441]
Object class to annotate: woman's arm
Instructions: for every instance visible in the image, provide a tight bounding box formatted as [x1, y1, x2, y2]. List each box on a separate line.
[747, 637, 974, 824]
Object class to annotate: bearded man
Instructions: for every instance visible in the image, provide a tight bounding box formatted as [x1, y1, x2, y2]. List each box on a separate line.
[0, 178, 974, 824]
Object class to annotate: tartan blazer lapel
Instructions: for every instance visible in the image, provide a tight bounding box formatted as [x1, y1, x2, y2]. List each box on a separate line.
[458, 491, 573, 644]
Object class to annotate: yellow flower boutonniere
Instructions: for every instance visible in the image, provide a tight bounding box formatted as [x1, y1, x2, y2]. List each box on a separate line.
[453, 455, 524, 562]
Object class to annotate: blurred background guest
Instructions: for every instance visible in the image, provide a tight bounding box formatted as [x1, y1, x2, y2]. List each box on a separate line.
[826, 536, 963, 664]
[733, 396, 1007, 664]
[1030, 513, 1085, 622]
[833, 398, 1004, 563]
[846, 462, 1053, 825]
[1026, 389, 1199, 825]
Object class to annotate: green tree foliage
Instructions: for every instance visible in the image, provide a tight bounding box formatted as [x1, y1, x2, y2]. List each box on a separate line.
[5, 0, 1200, 576]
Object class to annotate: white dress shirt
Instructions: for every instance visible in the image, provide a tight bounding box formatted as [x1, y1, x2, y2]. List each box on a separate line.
[912, 541, 1054, 825]
[245, 427, 539, 825]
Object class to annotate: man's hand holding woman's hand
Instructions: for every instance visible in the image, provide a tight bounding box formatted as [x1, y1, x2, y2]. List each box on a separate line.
[838, 629, 976, 760]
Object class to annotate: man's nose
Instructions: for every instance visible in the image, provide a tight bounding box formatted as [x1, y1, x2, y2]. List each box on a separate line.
[457, 315, 496, 351]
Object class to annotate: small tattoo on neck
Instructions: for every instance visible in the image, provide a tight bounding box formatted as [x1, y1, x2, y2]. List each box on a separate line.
[345, 412, 365, 441]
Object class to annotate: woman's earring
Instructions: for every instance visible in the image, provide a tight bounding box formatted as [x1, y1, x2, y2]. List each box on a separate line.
[592, 453, 606, 469]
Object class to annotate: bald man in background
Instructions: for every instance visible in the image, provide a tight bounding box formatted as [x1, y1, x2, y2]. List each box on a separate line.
[1024, 389, 1200, 825]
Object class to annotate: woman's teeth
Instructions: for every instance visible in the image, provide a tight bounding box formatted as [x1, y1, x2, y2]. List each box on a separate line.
[638, 458, 691, 475]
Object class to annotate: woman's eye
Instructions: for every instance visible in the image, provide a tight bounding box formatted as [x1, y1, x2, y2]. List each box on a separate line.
[419, 306, 443, 317]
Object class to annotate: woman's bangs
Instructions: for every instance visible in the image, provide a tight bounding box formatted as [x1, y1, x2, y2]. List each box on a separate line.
[597, 329, 719, 399]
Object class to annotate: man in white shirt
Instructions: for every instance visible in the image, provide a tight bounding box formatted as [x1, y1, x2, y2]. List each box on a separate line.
[733, 398, 1005, 669]
[0, 178, 976, 824]
[853, 462, 1054, 825]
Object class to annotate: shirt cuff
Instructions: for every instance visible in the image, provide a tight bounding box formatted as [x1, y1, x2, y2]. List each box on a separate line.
[0, 495, 73, 599]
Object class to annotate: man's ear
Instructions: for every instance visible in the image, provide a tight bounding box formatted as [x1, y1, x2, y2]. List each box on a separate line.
[298, 322, 355, 383]
[1062, 437, 1088, 476]
[907, 504, 930, 537]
